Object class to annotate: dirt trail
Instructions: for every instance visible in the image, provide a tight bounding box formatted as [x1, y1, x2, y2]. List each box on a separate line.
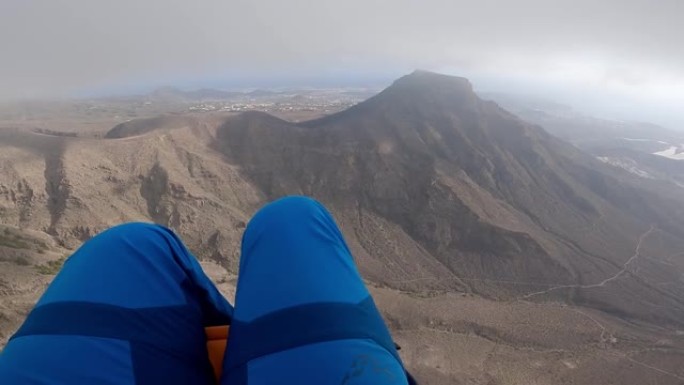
[520, 225, 656, 299]
[387, 225, 660, 293]
[612, 352, 684, 382]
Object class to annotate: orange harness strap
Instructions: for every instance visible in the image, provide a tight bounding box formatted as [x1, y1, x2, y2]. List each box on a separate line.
[205, 326, 230, 382]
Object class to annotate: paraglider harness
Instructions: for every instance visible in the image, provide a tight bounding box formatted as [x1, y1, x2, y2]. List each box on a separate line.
[205, 326, 418, 384]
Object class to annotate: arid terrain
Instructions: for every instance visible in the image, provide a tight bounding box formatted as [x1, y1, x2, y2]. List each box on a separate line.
[2, 71, 684, 384]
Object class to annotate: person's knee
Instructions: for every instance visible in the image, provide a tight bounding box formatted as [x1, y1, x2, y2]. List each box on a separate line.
[75, 222, 178, 264]
[102, 222, 161, 238]
[261, 196, 324, 216]
[35, 222, 190, 307]
[247, 196, 327, 231]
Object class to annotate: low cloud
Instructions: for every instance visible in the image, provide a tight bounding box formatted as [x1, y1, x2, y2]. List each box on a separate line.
[1, 0, 681, 126]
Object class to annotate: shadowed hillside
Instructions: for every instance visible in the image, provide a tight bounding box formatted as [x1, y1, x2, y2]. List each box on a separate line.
[213, 71, 684, 326]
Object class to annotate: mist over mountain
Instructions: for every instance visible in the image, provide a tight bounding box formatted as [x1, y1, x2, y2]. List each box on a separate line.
[488, 92, 684, 197]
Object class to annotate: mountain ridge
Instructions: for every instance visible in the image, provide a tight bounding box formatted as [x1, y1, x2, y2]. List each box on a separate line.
[207, 71, 684, 327]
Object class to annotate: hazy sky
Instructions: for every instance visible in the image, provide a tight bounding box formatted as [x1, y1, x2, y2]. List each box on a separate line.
[1, 0, 682, 128]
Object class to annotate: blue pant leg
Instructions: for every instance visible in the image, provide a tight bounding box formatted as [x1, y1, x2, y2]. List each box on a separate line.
[223, 197, 407, 385]
[0, 222, 233, 385]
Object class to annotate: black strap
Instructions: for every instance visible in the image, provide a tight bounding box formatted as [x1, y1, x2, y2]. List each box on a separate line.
[225, 296, 406, 383]
[10, 300, 216, 384]
[12, 301, 205, 356]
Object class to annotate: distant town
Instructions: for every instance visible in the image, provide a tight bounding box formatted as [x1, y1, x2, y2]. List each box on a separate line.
[0, 87, 382, 134]
[187, 99, 360, 114]
[179, 88, 374, 116]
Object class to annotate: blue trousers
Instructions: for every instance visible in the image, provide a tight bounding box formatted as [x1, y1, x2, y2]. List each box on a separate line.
[0, 197, 407, 384]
